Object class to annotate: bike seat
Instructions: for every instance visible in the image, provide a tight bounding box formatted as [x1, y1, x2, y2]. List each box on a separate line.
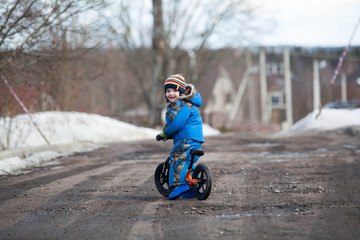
[190, 149, 204, 156]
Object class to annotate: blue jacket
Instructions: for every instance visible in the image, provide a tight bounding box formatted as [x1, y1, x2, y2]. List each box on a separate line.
[162, 84, 204, 144]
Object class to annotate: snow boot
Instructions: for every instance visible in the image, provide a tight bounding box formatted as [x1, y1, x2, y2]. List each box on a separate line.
[181, 191, 195, 198]
[169, 184, 190, 200]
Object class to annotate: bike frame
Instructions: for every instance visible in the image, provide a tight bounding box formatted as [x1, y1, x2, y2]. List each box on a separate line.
[185, 170, 199, 186]
[162, 149, 204, 187]
[162, 155, 199, 186]
[185, 150, 200, 186]
[155, 147, 210, 200]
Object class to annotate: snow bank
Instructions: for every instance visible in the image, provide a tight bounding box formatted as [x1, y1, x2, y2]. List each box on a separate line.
[203, 123, 221, 136]
[0, 152, 65, 175]
[0, 111, 159, 150]
[4, 108, 358, 176]
[289, 108, 360, 133]
[0, 111, 220, 175]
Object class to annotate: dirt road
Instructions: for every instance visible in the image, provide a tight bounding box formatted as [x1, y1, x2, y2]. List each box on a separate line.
[0, 129, 359, 239]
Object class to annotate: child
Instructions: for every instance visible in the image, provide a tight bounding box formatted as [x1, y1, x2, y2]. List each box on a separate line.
[156, 74, 204, 200]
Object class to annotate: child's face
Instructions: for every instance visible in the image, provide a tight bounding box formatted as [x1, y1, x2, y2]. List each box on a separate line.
[165, 88, 180, 102]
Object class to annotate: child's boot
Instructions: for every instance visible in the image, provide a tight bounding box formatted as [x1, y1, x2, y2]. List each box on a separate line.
[181, 191, 195, 198]
[169, 184, 190, 200]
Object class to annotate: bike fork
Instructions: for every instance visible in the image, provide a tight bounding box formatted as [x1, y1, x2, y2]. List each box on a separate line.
[186, 154, 198, 186]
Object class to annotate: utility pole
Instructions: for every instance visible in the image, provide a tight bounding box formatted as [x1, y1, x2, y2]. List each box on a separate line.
[313, 59, 321, 110]
[247, 51, 257, 122]
[259, 48, 268, 123]
[341, 73, 347, 102]
[230, 68, 250, 121]
[284, 48, 293, 128]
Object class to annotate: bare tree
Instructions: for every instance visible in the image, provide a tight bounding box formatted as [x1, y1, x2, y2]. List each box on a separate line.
[162, 0, 256, 82]
[106, 0, 257, 126]
[0, 0, 109, 116]
[150, 0, 166, 126]
[0, 0, 103, 55]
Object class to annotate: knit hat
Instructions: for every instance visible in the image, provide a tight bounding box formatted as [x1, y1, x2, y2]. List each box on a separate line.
[164, 74, 186, 94]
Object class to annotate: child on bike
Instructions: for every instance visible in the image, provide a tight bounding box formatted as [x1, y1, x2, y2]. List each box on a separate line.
[156, 74, 204, 200]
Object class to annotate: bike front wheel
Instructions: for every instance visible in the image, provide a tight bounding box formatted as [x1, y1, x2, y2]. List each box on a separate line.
[154, 161, 172, 197]
[192, 163, 212, 200]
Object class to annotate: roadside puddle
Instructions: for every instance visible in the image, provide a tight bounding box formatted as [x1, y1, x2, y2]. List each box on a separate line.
[218, 209, 296, 218]
[250, 159, 288, 163]
[317, 144, 358, 151]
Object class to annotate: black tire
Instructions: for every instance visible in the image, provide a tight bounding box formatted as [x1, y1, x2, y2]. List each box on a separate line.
[192, 163, 212, 200]
[154, 161, 172, 197]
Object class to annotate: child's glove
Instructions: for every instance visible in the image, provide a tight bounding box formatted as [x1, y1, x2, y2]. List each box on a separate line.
[156, 132, 166, 141]
[156, 134, 164, 141]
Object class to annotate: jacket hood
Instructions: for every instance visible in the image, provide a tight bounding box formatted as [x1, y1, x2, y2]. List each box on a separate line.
[178, 84, 202, 107]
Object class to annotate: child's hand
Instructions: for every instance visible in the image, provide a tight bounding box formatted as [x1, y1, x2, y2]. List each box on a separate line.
[156, 133, 165, 141]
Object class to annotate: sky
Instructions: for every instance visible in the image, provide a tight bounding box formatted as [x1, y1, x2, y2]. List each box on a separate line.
[82, 0, 360, 48]
[0, 110, 359, 175]
[252, 0, 360, 46]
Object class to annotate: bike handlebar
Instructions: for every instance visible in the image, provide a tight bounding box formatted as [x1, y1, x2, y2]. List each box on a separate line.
[156, 134, 173, 142]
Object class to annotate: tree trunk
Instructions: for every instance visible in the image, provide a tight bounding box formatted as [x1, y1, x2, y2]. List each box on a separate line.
[150, 0, 165, 127]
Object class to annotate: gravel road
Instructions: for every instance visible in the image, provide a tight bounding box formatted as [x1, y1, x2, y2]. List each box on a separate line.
[1, 129, 359, 239]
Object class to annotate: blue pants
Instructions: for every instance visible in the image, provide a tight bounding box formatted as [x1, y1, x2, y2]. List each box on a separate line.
[169, 139, 201, 187]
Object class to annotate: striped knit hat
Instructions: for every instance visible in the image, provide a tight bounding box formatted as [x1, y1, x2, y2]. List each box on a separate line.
[164, 74, 186, 94]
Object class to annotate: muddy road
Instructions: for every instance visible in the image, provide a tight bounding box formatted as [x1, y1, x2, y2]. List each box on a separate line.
[0, 129, 360, 239]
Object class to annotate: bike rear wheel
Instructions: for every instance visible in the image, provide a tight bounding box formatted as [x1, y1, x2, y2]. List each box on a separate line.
[154, 161, 172, 197]
[192, 163, 212, 200]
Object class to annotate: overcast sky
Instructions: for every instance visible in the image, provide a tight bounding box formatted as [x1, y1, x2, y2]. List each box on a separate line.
[252, 0, 360, 47]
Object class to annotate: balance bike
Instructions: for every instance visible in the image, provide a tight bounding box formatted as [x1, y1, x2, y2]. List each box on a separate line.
[154, 148, 212, 200]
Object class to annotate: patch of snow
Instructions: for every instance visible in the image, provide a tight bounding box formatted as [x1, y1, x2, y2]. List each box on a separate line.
[203, 123, 221, 136]
[2, 108, 358, 176]
[0, 151, 65, 175]
[0, 111, 220, 175]
[289, 109, 360, 133]
[0, 111, 159, 149]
